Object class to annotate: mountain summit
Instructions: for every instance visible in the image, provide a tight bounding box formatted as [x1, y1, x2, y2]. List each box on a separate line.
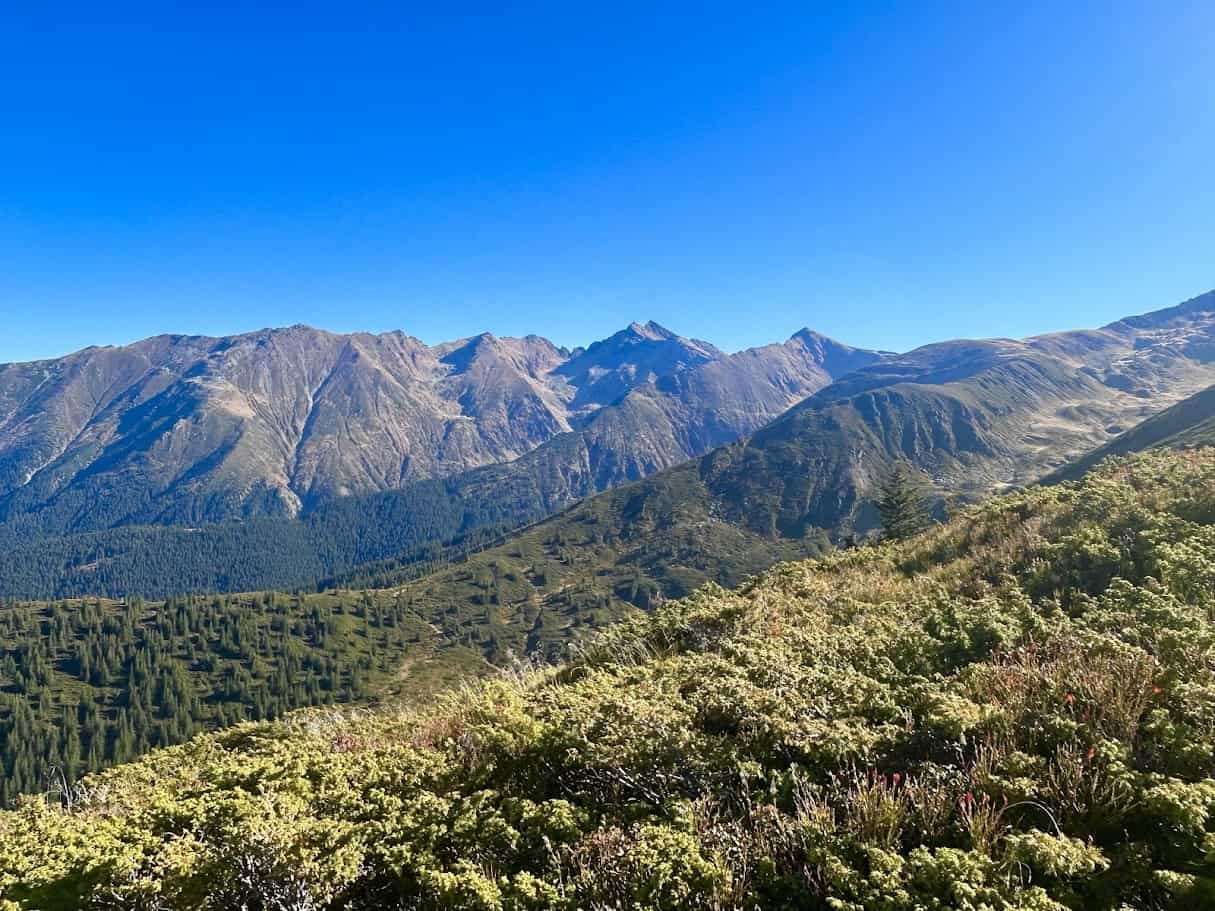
[0, 322, 881, 537]
[553, 321, 723, 414]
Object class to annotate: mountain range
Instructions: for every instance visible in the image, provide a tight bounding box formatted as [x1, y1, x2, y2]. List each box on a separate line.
[0, 321, 882, 536]
[341, 289, 1215, 687]
[2, 289, 1215, 599]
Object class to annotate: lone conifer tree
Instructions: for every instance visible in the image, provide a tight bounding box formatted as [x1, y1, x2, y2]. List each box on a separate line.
[876, 464, 933, 540]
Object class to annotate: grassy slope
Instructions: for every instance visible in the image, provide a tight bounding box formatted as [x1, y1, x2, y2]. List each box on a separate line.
[1046, 382, 1215, 482]
[385, 461, 827, 692]
[4, 449, 1215, 909]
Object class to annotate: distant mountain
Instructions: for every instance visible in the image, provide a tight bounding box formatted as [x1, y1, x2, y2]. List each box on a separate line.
[434, 327, 890, 520]
[0, 322, 884, 539]
[552, 320, 723, 416]
[1045, 381, 1215, 482]
[0, 323, 887, 598]
[6, 290, 1215, 602]
[358, 290, 1215, 641]
[0, 327, 570, 529]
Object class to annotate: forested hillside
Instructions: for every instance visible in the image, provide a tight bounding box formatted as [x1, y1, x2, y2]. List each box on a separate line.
[4, 449, 1215, 909]
[355, 456, 830, 658]
[0, 588, 487, 806]
[0, 478, 528, 600]
[0, 465, 817, 802]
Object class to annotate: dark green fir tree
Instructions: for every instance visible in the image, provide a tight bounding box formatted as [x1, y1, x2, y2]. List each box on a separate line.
[876, 463, 933, 540]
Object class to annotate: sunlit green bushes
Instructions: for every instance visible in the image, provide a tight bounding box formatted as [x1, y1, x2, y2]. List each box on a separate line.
[3, 450, 1215, 909]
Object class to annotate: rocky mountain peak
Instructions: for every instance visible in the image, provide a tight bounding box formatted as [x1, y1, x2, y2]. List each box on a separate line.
[790, 328, 894, 378]
[624, 320, 677, 341]
[437, 332, 499, 370]
[0, 315, 891, 535]
[553, 322, 724, 411]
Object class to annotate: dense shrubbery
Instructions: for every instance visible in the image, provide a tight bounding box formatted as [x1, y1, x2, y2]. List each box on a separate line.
[3, 450, 1215, 909]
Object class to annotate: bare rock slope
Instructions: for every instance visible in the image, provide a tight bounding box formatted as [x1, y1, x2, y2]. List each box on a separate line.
[0, 321, 884, 533]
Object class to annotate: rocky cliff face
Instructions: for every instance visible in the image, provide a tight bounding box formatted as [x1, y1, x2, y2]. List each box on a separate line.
[0, 321, 885, 533]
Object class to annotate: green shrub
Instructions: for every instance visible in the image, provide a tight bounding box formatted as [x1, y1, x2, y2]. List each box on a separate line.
[5, 450, 1215, 908]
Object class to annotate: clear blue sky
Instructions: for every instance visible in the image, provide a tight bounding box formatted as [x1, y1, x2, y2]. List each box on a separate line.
[1, 2, 1212, 363]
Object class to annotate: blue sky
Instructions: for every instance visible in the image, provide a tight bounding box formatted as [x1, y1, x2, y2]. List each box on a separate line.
[1, 2, 1212, 363]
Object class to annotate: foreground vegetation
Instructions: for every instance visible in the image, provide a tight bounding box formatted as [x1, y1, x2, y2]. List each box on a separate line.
[4, 449, 1215, 908]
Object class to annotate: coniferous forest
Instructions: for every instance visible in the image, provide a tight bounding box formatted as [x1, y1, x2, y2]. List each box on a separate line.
[0, 590, 445, 805]
[0, 477, 536, 601]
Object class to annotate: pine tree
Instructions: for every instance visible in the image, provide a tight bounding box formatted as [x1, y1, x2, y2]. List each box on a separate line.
[876, 464, 933, 540]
